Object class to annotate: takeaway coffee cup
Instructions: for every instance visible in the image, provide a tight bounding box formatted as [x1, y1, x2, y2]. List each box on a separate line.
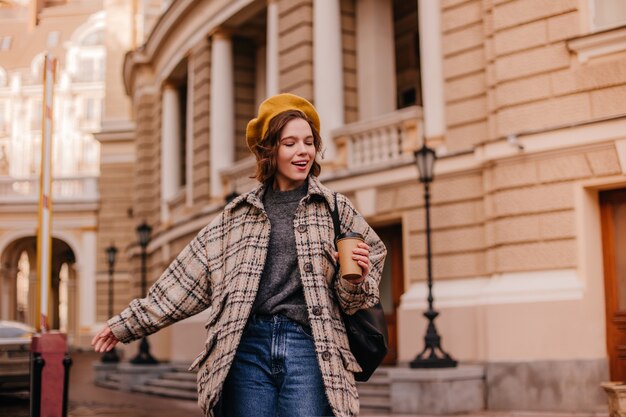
[335, 232, 364, 280]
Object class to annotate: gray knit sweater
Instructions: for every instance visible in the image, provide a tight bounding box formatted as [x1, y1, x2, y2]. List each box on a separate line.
[251, 181, 309, 326]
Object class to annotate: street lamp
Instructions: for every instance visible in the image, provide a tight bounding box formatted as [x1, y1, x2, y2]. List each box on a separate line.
[410, 144, 457, 369]
[130, 221, 158, 365]
[101, 243, 119, 363]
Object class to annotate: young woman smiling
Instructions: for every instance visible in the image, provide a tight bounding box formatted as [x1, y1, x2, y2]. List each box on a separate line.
[92, 93, 387, 417]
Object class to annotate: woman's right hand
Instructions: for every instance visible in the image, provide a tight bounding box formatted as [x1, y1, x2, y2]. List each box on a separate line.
[91, 325, 119, 352]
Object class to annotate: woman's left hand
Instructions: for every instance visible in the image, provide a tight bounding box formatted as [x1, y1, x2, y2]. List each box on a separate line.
[352, 242, 371, 281]
[351, 242, 371, 282]
[333, 242, 371, 284]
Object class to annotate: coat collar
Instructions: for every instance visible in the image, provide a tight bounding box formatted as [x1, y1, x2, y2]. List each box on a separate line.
[226, 175, 336, 214]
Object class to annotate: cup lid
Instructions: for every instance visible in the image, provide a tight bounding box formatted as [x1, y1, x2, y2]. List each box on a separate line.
[335, 232, 364, 241]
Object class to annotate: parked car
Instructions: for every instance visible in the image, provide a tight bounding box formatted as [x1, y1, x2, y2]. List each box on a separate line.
[0, 320, 33, 392]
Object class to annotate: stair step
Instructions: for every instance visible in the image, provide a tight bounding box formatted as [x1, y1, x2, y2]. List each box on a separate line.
[94, 379, 121, 390]
[170, 363, 193, 372]
[132, 384, 198, 400]
[356, 374, 391, 386]
[146, 378, 197, 391]
[159, 371, 196, 381]
[357, 385, 390, 396]
[106, 373, 122, 383]
[360, 396, 391, 410]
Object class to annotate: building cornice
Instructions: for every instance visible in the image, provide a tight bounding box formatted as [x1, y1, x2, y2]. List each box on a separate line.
[122, 0, 257, 96]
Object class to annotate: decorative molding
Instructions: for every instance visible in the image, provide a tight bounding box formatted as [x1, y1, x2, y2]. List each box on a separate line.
[615, 138, 626, 175]
[567, 26, 626, 63]
[400, 269, 583, 310]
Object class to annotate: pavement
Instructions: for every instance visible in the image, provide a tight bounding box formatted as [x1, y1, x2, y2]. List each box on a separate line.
[0, 351, 611, 417]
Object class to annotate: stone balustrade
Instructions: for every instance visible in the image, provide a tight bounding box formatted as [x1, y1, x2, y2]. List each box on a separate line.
[0, 175, 99, 203]
[219, 107, 423, 197]
[332, 105, 422, 171]
[220, 156, 257, 198]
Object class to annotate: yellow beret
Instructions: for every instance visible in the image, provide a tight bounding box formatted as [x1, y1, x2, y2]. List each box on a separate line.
[246, 93, 320, 152]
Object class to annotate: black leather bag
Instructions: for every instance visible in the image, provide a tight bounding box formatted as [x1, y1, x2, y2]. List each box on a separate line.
[329, 193, 388, 382]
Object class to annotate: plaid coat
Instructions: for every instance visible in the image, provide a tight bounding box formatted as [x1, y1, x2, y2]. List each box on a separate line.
[108, 175, 387, 417]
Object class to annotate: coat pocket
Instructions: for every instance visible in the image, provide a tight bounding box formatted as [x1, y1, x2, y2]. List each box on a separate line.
[204, 293, 229, 330]
[188, 331, 218, 371]
[338, 346, 363, 373]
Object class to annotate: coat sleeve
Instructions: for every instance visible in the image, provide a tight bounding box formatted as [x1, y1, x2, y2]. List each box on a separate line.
[107, 215, 222, 343]
[333, 193, 387, 315]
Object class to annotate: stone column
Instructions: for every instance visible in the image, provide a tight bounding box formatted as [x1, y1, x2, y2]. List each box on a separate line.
[79, 230, 96, 329]
[356, 0, 396, 120]
[28, 269, 37, 327]
[266, 0, 279, 97]
[210, 30, 235, 198]
[0, 265, 8, 319]
[418, 0, 446, 141]
[67, 265, 77, 340]
[161, 84, 181, 222]
[313, 0, 344, 159]
[186, 58, 195, 207]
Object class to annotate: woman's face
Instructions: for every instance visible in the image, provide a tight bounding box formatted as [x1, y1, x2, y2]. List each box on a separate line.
[273, 117, 316, 191]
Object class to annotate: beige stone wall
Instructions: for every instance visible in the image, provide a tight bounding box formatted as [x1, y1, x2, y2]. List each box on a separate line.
[340, 0, 358, 123]
[103, 0, 132, 121]
[95, 160, 136, 322]
[116, 0, 626, 369]
[442, 0, 488, 152]
[375, 173, 486, 283]
[234, 37, 257, 161]
[278, 0, 314, 101]
[190, 39, 211, 207]
[134, 91, 162, 227]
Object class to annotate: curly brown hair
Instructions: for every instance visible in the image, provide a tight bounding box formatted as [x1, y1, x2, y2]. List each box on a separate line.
[251, 110, 322, 183]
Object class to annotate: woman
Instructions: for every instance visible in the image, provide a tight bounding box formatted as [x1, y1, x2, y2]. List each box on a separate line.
[92, 93, 387, 417]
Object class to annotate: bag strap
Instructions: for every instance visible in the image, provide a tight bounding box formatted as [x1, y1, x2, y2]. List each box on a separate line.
[330, 192, 341, 246]
[328, 193, 342, 280]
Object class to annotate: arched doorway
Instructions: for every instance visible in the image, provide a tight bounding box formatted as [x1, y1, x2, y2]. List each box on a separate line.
[0, 236, 77, 337]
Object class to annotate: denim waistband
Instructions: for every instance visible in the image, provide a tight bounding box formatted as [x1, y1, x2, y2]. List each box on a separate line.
[248, 314, 296, 324]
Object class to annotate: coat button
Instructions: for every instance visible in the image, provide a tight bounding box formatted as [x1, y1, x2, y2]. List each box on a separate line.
[321, 351, 331, 361]
[312, 306, 322, 316]
[304, 263, 313, 273]
[297, 224, 307, 233]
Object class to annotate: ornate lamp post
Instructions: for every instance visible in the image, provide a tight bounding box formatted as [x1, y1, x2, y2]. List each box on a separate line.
[410, 144, 457, 369]
[130, 221, 158, 365]
[101, 244, 120, 363]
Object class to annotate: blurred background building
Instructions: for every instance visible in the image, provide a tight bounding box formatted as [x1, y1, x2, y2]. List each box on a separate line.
[2, 0, 626, 413]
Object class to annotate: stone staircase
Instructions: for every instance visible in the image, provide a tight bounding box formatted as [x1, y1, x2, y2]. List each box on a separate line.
[96, 362, 392, 413]
[131, 364, 198, 400]
[357, 367, 392, 415]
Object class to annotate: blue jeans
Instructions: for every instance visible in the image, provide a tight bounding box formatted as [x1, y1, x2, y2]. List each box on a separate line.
[217, 314, 334, 417]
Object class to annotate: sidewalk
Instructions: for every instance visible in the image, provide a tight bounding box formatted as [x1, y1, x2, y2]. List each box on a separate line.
[0, 351, 610, 417]
[68, 351, 203, 417]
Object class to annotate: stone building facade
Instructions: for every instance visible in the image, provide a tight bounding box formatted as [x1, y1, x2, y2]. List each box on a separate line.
[0, 0, 108, 345]
[117, 0, 626, 412]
